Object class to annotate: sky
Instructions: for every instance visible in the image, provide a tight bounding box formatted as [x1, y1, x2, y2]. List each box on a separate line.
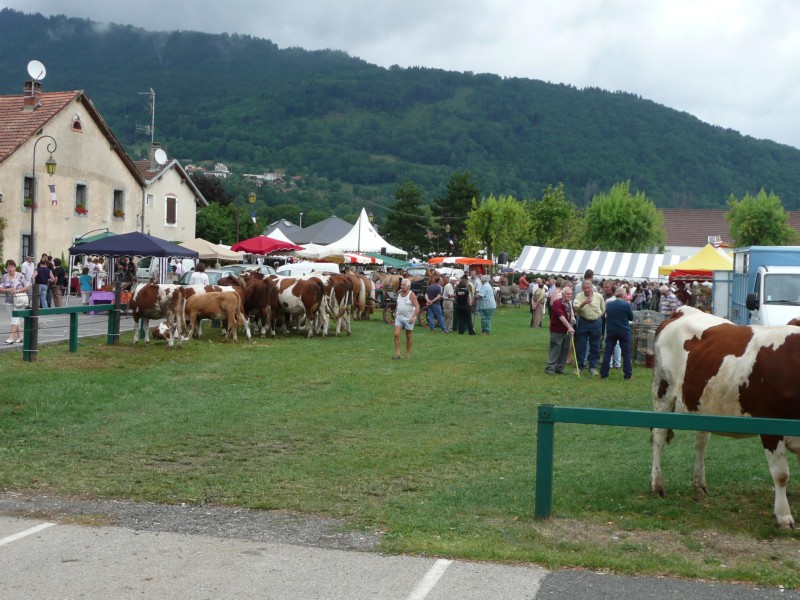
[6, 0, 800, 149]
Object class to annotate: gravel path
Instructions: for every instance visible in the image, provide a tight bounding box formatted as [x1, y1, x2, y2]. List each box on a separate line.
[0, 490, 381, 551]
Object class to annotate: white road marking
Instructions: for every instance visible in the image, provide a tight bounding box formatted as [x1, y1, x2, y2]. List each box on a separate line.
[406, 558, 453, 600]
[0, 522, 56, 547]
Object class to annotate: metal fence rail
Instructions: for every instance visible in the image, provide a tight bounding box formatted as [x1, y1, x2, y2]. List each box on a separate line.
[12, 302, 126, 360]
[535, 404, 800, 519]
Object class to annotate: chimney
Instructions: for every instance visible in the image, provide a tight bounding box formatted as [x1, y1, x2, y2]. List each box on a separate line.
[23, 80, 42, 111]
[148, 142, 162, 172]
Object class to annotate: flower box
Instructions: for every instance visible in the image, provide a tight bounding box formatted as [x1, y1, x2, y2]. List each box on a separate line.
[23, 199, 38, 210]
[113, 210, 125, 218]
[75, 205, 89, 216]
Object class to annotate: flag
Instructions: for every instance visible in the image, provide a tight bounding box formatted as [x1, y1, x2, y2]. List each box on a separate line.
[48, 184, 57, 206]
[250, 210, 257, 224]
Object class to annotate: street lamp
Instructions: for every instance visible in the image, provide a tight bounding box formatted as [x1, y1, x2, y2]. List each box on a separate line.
[299, 212, 303, 228]
[26, 134, 58, 363]
[234, 179, 256, 243]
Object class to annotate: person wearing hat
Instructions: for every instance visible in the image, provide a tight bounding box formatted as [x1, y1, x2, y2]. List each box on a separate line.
[20, 255, 35, 308]
[659, 284, 679, 317]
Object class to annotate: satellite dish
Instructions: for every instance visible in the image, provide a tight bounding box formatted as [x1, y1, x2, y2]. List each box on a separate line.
[27, 60, 46, 81]
[154, 148, 168, 165]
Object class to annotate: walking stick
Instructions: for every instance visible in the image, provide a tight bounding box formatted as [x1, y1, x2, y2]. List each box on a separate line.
[572, 335, 580, 378]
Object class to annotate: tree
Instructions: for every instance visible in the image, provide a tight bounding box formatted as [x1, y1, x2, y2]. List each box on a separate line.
[462, 195, 531, 261]
[432, 171, 481, 251]
[528, 183, 582, 247]
[196, 202, 235, 244]
[581, 181, 665, 252]
[726, 189, 799, 246]
[382, 179, 431, 255]
[190, 173, 232, 206]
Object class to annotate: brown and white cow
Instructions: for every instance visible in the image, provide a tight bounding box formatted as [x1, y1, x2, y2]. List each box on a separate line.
[651, 305, 800, 528]
[346, 272, 365, 320]
[220, 272, 278, 338]
[309, 272, 353, 337]
[185, 291, 250, 342]
[272, 276, 327, 338]
[180, 283, 250, 339]
[359, 274, 376, 320]
[129, 283, 185, 348]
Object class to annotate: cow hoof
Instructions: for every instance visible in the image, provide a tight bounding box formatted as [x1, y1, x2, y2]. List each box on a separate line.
[651, 487, 666, 498]
[776, 519, 796, 530]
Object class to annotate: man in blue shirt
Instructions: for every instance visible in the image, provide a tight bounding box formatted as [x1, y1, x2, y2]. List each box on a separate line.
[600, 287, 635, 380]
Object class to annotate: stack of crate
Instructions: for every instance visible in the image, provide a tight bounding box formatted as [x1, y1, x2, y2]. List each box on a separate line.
[632, 310, 665, 367]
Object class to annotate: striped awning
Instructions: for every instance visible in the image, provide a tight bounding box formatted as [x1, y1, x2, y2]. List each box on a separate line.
[514, 246, 690, 281]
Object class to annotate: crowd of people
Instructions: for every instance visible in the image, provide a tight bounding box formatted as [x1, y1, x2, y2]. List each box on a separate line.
[529, 269, 701, 379]
[388, 265, 702, 364]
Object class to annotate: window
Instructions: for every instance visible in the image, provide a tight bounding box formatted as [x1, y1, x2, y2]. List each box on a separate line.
[146, 194, 153, 207]
[75, 184, 88, 216]
[22, 235, 32, 259]
[112, 190, 124, 218]
[23, 176, 34, 209]
[165, 195, 177, 225]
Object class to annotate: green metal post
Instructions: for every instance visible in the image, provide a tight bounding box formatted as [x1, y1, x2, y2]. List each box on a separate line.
[535, 404, 555, 519]
[69, 312, 78, 352]
[21, 315, 32, 361]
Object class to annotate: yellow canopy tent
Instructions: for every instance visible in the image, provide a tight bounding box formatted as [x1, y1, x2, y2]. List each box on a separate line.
[657, 244, 733, 281]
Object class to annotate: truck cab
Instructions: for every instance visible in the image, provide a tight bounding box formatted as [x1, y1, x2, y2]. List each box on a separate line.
[745, 266, 800, 326]
[729, 246, 800, 326]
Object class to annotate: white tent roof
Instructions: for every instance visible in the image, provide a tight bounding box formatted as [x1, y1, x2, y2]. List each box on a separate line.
[514, 245, 691, 280]
[179, 238, 244, 261]
[325, 208, 407, 255]
[295, 243, 344, 260]
[266, 228, 296, 245]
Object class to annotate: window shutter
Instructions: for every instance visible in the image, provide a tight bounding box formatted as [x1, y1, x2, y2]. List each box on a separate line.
[166, 196, 177, 224]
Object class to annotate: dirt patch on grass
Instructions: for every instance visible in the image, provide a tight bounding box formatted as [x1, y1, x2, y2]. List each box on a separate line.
[535, 518, 800, 570]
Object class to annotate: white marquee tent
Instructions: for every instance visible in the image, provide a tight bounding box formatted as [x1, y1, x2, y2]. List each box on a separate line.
[514, 246, 691, 280]
[326, 208, 407, 255]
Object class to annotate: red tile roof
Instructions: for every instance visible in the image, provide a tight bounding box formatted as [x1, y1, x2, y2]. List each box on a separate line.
[662, 208, 800, 247]
[132, 159, 169, 180]
[0, 90, 80, 164]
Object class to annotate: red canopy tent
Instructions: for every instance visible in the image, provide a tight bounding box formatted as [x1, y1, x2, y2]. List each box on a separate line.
[231, 235, 303, 255]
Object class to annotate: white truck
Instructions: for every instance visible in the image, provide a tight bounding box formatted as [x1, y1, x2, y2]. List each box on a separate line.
[727, 246, 800, 326]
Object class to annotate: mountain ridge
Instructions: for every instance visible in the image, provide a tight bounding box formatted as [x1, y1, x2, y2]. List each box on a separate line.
[2, 7, 800, 212]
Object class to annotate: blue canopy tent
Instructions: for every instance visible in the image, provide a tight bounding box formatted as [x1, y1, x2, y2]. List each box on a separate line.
[67, 232, 199, 299]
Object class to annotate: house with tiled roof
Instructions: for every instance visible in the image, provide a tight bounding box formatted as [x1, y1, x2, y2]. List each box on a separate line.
[0, 77, 205, 262]
[132, 143, 207, 243]
[661, 208, 800, 255]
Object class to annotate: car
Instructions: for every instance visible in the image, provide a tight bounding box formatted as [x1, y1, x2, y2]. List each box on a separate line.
[176, 269, 230, 286]
[219, 264, 277, 277]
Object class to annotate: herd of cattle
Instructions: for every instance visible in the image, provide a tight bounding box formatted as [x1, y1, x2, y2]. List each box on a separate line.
[129, 270, 376, 347]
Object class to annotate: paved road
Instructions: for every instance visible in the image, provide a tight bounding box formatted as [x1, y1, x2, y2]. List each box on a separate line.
[1, 515, 797, 599]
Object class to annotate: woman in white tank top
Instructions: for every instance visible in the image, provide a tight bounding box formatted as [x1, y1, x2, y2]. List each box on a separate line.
[393, 278, 420, 360]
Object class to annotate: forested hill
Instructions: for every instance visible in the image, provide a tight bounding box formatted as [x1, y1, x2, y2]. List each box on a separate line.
[3, 8, 800, 211]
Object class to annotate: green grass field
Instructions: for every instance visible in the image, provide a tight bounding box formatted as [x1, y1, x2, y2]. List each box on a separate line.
[1, 307, 799, 587]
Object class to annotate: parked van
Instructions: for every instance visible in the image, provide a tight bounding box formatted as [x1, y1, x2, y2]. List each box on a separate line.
[136, 257, 197, 282]
[276, 262, 341, 277]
